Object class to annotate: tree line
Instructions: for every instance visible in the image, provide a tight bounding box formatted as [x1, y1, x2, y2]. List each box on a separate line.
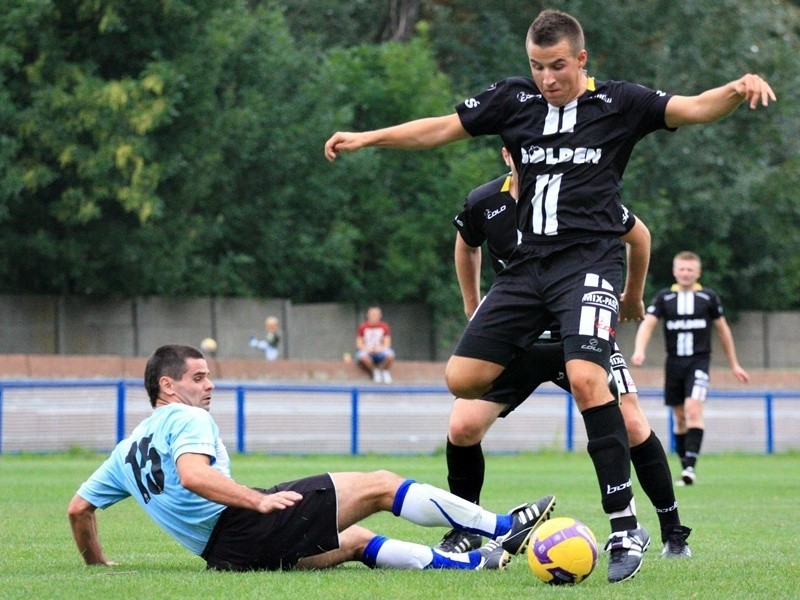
[1, 0, 799, 350]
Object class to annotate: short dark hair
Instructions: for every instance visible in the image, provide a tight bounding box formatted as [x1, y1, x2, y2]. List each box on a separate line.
[144, 345, 204, 407]
[527, 9, 585, 56]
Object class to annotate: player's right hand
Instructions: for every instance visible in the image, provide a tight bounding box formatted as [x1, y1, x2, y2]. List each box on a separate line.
[324, 132, 362, 161]
[619, 295, 645, 322]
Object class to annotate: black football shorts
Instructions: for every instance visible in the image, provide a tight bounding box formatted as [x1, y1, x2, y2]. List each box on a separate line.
[455, 236, 624, 370]
[202, 473, 339, 571]
[664, 355, 711, 406]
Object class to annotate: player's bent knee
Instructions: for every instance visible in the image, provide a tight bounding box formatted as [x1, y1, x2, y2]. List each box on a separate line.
[350, 470, 405, 510]
[338, 525, 377, 560]
[570, 380, 612, 412]
[444, 363, 495, 399]
[346, 470, 404, 500]
[370, 469, 403, 488]
[447, 420, 485, 446]
[566, 363, 612, 406]
[445, 376, 485, 399]
[569, 378, 592, 402]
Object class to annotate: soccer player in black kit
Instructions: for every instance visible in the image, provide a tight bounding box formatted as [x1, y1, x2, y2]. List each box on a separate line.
[632, 251, 750, 487]
[436, 148, 691, 560]
[325, 9, 774, 582]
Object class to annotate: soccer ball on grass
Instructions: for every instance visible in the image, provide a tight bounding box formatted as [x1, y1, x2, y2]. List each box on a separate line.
[526, 517, 598, 585]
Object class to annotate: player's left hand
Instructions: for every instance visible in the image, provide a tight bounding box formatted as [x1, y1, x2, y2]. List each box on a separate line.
[734, 74, 776, 109]
[256, 490, 303, 514]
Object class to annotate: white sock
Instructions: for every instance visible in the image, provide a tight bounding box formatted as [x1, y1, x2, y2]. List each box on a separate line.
[374, 539, 434, 569]
[362, 536, 479, 570]
[394, 481, 498, 536]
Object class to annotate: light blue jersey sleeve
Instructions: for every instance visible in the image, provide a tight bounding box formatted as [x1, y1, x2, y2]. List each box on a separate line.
[77, 404, 230, 555]
[77, 453, 132, 508]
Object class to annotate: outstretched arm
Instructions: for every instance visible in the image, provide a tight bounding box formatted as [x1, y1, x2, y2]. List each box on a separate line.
[619, 218, 651, 322]
[454, 233, 482, 318]
[68, 495, 115, 566]
[324, 114, 470, 161]
[665, 74, 775, 128]
[714, 317, 750, 383]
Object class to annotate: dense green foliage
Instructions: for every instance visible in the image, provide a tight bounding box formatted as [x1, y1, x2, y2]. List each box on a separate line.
[2, 1, 799, 347]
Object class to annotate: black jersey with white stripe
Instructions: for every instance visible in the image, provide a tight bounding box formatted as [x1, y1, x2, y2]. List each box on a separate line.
[453, 173, 518, 274]
[453, 169, 638, 276]
[456, 77, 672, 240]
[646, 284, 724, 357]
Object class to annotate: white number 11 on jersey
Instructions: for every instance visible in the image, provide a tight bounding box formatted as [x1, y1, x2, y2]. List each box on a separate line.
[531, 173, 562, 235]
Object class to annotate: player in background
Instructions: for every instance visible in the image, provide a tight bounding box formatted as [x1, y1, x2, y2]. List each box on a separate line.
[68, 345, 556, 572]
[631, 251, 750, 486]
[436, 148, 690, 559]
[325, 9, 773, 582]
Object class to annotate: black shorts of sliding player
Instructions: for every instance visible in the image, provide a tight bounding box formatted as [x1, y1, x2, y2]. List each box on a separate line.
[202, 474, 339, 571]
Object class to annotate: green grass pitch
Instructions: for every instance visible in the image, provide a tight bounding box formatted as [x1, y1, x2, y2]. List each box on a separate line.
[1, 451, 798, 599]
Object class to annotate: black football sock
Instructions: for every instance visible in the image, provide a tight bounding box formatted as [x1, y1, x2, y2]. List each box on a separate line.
[445, 438, 484, 504]
[583, 400, 636, 532]
[684, 427, 704, 470]
[630, 431, 681, 539]
[674, 433, 687, 468]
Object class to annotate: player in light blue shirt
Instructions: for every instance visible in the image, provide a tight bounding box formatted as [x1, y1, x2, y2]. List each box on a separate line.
[77, 402, 230, 554]
[68, 345, 556, 572]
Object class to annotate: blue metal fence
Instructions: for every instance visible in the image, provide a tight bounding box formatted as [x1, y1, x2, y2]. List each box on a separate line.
[1, 379, 798, 455]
